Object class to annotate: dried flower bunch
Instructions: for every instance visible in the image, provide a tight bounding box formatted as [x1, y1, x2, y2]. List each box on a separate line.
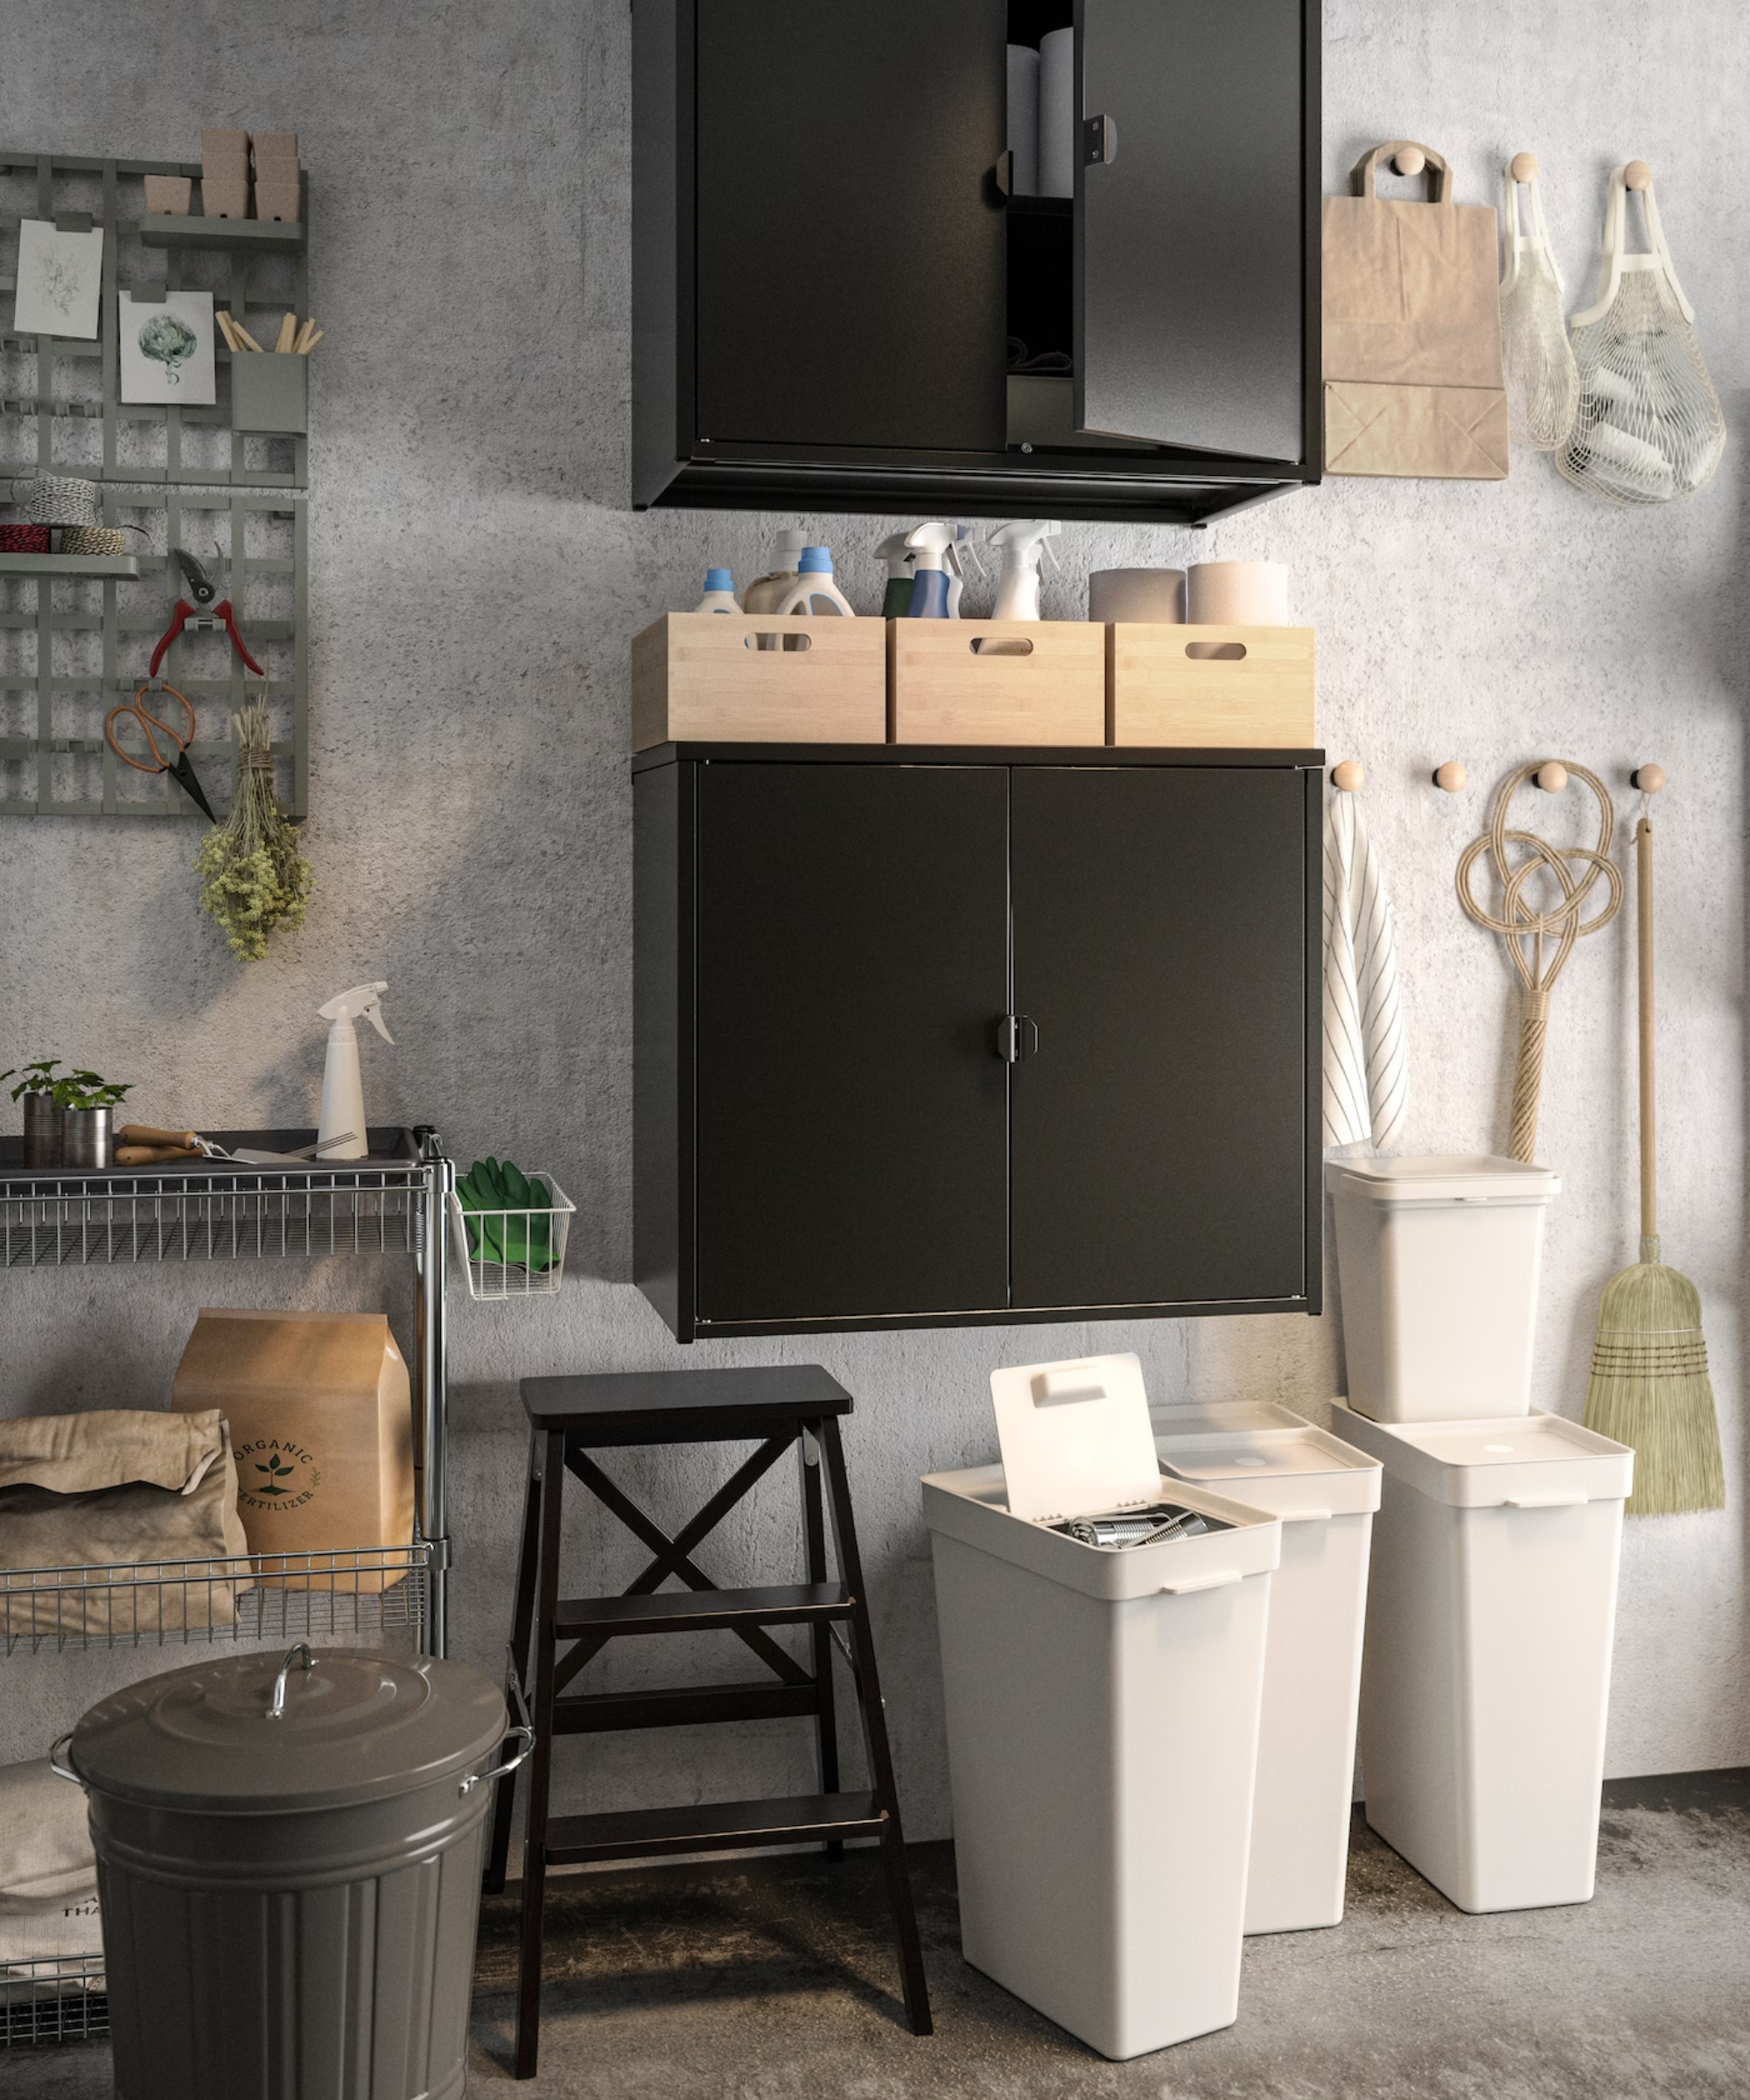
[192, 695, 313, 960]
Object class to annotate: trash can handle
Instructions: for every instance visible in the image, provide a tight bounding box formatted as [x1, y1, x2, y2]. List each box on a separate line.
[48, 1731, 80, 1785]
[459, 1723, 535, 1797]
[1503, 1493, 1589, 1508]
[268, 1642, 317, 1719]
[1159, 1569, 1244, 1595]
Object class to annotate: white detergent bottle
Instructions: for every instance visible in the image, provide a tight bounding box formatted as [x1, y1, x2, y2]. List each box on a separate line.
[989, 520, 1061, 620]
[743, 529, 811, 615]
[316, 983, 394, 1161]
[694, 568, 739, 612]
[774, 546, 855, 617]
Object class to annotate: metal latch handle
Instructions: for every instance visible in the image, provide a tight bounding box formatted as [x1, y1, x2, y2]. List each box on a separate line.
[996, 1014, 1040, 1062]
[459, 1724, 535, 1797]
[268, 1642, 316, 1719]
[48, 1731, 80, 1784]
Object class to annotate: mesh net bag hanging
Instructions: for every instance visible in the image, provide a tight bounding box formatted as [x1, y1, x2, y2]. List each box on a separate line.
[1499, 154, 1578, 450]
[1558, 163, 1726, 506]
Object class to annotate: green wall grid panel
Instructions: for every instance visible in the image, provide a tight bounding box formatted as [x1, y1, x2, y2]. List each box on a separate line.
[0, 150, 310, 819]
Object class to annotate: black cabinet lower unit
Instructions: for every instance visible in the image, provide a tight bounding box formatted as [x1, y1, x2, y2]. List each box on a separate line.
[634, 745, 1323, 1342]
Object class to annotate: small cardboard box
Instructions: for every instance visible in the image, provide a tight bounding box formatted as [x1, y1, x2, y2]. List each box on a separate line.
[253, 178, 302, 224]
[201, 128, 250, 172]
[250, 130, 299, 163]
[201, 175, 250, 220]
[172, 1310, 414, 1590]
[143, 174, 192, 216]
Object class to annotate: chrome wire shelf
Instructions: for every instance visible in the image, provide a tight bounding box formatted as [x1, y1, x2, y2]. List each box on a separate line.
[0, 1959, 107, 2048]
[0, 1540, 432, 1655]
[0, 1162, 428, 1268]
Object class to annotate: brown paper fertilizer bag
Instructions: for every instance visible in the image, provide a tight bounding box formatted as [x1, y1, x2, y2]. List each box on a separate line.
[173, 1310, 414, 1592]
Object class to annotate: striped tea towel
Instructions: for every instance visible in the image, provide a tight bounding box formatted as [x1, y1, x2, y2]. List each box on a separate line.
[1324, 791, 1408, 1152]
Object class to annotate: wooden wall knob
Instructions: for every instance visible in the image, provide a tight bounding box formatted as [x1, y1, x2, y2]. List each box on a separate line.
[1535, 761, 1568, 793]
[1433, 760, 1468, 793]
[1393, 147, 1426, 177]
[1331, 760, 1365, 792]
[1509, 151, 1539, 184]
[1624, 159, 1653, 192]
[1631, 763, 1667, 794]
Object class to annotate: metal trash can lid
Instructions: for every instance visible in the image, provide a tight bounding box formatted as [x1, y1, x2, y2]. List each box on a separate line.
[69, 1646, 508, 1813]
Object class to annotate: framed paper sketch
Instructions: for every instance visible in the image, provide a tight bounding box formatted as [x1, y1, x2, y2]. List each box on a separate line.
[118, 290, 217, 406]
[12, 220, 104, 339]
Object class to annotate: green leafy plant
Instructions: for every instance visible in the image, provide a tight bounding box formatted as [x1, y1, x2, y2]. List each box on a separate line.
[1, 1058, 63, 1102]
[54, 1068, 132, 1112]
[455, 1158, 556, 1271]
[192, 695, 313, 962]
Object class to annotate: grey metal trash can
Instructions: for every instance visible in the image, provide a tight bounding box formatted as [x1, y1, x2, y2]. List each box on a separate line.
[54, 1643, 523, 2100]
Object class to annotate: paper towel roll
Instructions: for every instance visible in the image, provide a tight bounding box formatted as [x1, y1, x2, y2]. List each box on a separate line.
[1006, 45, 1040, 197]
[1186, 561, 1290, 626]
[1088, 569, 1186, 623]
[1039, 27, 1074, 199]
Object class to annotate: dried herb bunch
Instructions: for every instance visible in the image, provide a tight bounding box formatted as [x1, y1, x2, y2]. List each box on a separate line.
[192, 696, 312, 960]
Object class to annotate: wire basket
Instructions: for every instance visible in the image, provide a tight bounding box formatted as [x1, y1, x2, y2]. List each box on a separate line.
[447, 1173, 573, 1300]
[0, 1540, 431, 1654]
[0, 1958, 108, 2048]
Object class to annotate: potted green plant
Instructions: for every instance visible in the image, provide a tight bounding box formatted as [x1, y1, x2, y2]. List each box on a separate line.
[55, 1069, 132, 1170]
[3, 1058, 66, 1168]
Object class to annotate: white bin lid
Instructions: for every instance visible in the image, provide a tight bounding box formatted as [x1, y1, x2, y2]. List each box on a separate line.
[1331, 1402, 1632, 1508]
[1152, 1403, 1382, 1518]
[989, 1353, 1161, 1522]
[1325, 1154, 1562, 1205]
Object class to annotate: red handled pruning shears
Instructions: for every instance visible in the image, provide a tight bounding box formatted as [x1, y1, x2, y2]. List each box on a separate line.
[149, 547, 264, 680]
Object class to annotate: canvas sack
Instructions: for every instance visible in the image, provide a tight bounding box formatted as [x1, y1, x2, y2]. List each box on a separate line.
[172, 1310, 414, 1592]
[1323, 140, 1509, 479]
[0, 1409, 249, 1637]
[0, 1756, 101, 1984]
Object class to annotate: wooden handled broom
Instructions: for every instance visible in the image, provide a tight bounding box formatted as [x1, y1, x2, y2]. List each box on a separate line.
[1583, 780, 1726, 1514]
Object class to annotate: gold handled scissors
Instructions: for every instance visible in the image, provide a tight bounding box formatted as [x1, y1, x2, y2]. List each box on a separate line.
[104, 682, 217, 822]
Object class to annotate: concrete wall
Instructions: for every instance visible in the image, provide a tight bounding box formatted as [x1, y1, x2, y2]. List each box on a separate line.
[2, 2, 1745, 1830]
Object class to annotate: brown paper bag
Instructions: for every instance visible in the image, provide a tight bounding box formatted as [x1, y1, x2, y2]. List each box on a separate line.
[173, 1311, 414, 1593]
[0, 1409, 251, 1637]
[1323, 141, 1508, 479]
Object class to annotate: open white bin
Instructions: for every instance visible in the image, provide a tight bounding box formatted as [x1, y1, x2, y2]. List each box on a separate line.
[1153, 1402, 1381, 1936]
[1327, 1156, 1562, 1421]
[924, 1466, 1279, 2059]
[1334, 1402, 1633, 1914]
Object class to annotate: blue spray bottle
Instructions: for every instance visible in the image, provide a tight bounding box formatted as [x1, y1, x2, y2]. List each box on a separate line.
[903, 522, 956, 617]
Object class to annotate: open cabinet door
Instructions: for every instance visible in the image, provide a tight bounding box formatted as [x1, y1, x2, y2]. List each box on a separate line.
[1074, 0, 1308, 461]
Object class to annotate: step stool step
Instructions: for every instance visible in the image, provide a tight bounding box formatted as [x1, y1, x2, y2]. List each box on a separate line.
[544, 1790, 886, 1866]
[551, 1581, 852, 1640]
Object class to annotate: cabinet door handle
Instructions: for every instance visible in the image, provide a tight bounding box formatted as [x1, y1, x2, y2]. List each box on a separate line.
[990, 149, 1014, 200]
[1083, 113, 1117, 167]
[996, 1015, 1040, 1063]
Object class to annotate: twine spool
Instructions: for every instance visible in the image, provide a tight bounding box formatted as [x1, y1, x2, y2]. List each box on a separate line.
[56, 524, 131, 558]
[10, 472, 99, 527]
[0, 523, 52, 553]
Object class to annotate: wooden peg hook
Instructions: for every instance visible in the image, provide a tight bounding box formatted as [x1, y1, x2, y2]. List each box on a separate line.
[1433, 760, 1468, 793]
[1393, 147, 1425, 177]
[1535, 761, 1568, 793]
[1509, 151, 1539, 184]
[1331, 760, 1365, 792]
[1624, 159, 1653, 192]
[1630, 763, 1666, 794]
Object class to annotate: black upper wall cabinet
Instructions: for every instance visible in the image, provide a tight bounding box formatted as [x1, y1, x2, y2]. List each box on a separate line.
[634, 744, 1323, 1343]
[632, 1, 1321, 524]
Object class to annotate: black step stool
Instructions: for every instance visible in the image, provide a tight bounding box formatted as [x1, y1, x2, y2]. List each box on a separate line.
[486, 1365, 933, 2076]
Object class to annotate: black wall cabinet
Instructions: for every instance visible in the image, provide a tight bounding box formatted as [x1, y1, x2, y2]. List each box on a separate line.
[634, 745, 1323, 1342]
[632, 2, 1320, 524]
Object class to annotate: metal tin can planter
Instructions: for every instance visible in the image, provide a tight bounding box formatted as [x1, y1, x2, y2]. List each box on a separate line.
[56, 1644, 522, 2100]
[60, 1108, 112, 1170]
[21, 1093, 63, 1169]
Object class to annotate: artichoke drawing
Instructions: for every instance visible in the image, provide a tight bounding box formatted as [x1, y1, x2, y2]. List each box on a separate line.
[138, 312, 199, 384]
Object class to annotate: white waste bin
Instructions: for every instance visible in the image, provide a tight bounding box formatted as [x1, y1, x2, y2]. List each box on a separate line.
[1153, 1402, 1381, 1936]
[1334, 1402, 1633, 1913]
[1326, 1156, 1562, 1420]
[924, 1354, 1281, 2062]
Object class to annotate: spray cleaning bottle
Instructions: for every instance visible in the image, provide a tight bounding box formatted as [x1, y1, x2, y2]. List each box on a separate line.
[316, 984, 394, 1161]
[875, 531, 919, 618]
[903, 523, 957, 617]
[988, 520, 1061, 620]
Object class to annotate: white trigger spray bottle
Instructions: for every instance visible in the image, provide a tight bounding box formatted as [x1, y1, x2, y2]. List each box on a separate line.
[317, 983, 393, 1161]
[989, 520, 1061, 620]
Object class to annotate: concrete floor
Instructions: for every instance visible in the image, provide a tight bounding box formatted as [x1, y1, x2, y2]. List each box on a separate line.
[8, 1774, 1748, 2098]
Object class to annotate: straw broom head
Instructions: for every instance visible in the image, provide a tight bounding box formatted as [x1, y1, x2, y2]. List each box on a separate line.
[1584, 1233, 1726, 1516]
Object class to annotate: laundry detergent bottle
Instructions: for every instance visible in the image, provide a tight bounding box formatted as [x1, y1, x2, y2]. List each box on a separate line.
[743, 529, 811, 614]
[774, 547, 855, 616]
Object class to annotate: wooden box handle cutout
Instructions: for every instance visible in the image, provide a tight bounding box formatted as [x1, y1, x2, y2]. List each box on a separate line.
[743, 631, 811, 652]
[1184, 640, 1248, 662]
[970, 636, 1035, 657]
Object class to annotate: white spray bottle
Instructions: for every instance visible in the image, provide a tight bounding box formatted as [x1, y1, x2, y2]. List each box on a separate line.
[989, 520, 1061, 620]
[316, 983, 394, 1161]
[903, 523, 956, 617]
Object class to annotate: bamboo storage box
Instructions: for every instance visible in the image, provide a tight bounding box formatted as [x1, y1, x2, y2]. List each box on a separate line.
[889, 620, 1105, 746]
[1108, 626, 1314, 747]
[632, 612, 886, 751]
